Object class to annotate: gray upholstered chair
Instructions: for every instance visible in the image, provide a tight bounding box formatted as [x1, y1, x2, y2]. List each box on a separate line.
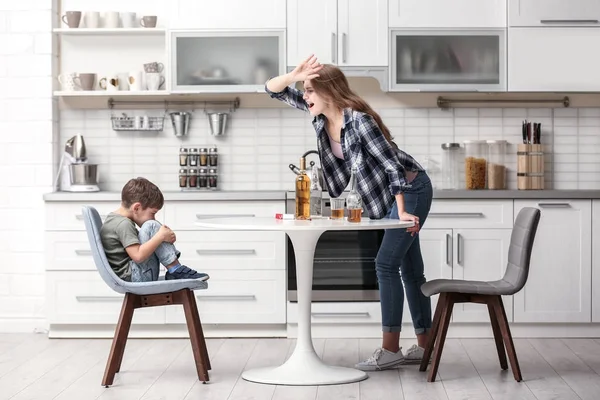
[81, 205, 211, 387]
[419, 207, 541, 383]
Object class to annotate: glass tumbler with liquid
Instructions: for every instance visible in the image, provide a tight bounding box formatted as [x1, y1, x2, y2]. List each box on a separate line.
[330, 198, 345, 219]
[346, 165, 362, 222]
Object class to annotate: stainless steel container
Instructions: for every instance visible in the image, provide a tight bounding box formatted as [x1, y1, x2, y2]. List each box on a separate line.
[208, 112, 228, 136]
[69, 163, 98, 185]
[170, 111, 191, 137]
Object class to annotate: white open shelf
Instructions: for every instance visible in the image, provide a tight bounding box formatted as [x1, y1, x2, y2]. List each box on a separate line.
[53, 28, 166, 36]
[54, 90, 168, 97]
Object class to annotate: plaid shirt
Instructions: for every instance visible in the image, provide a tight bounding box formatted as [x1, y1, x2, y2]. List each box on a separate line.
[266, 83, 424, 219]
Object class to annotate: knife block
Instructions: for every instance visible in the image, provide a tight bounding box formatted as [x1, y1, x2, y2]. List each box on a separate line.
[517, 144, 544, 190]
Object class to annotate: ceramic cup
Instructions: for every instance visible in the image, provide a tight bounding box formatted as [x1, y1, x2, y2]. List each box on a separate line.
[99, 75, 119, 91]
[78, 73, 96, 90]
[143, 61, 164, 73]
[84, 11, 99, 28]
[128, 71, 143, 91]
[103, 11, 119, 28]
[145, 72, 165, 90]
[62, 11, 82, 28]
[120, 12, 136, 28]
[140, 15, 157, 28]
[58, 72, 81, 91]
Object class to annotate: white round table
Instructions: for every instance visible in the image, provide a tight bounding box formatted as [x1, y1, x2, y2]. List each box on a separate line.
[196, 216, 414, 386]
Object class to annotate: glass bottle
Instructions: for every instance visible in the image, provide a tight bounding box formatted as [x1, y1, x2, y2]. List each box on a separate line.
[346, 164, 362, 223]
[295, 157, 311, 220]
[309, 166, 323, 217]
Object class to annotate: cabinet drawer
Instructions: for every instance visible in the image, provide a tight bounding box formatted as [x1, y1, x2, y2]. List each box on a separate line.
[47, 271, 165, 324]
[166, 269, 286, 325]
[425, 200, 513, 229]
[45, 231, 96, 271]
[163, 201, 285, 230]
[175, 231, 285, 270]
[287, 302, 382, 324]
[509, 0, 600, 27]
[46, 202, 121, 231]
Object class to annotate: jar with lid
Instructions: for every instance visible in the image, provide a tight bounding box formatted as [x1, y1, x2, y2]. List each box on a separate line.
[179, 148, 188, 167]
[208, 147, 218, 167]
[486, 140, 507, 190]
[208, 168, 218, 190]
[199, 148, 208, 166]
[198, 168, 208, 189]
[178, 168, 188, 188]
[441, 143, 460, 190]
[188, 148, 199, 167]
[463, 140, 487, 190]
[188, 168, 198, 188]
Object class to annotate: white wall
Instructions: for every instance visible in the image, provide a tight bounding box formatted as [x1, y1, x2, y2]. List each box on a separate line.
[0, 0, 55, 332]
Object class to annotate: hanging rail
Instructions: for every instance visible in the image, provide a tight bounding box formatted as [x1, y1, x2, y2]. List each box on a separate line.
[437, 96, 570, 110]
[107, 97, 241, 111]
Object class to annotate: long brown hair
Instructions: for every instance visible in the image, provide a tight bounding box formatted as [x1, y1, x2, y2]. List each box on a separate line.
[308, 64, 396, 146]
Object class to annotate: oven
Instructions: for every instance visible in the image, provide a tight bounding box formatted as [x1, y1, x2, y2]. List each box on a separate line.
[285, 192, 383, 302]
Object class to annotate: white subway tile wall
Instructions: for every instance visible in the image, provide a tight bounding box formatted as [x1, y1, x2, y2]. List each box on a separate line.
[60, 106, 600, 192]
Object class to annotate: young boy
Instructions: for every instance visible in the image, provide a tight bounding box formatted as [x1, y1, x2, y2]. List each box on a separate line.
[100, 177, 208, 282]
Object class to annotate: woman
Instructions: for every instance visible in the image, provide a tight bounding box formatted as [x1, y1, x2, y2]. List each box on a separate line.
[265, 55, 434, 371]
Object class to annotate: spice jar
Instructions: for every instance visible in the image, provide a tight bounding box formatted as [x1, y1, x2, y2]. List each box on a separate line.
[188, 148, 199, 167]
[208, 168, 218, 190]
[178, 168, 188, 188]
[179, 148, 188, 167]
[463, 140, 487, 190]
[199, 148, 208, 166]
[188, 168, 198, 188]
[198, 168, 208, 189]
[209, 146, 218, 167]
[487, 140, 507, 190]
[441, 143, 460, 190]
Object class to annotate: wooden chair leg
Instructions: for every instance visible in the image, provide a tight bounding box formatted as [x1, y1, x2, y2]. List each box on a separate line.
[181, 289, 210, 383]
[102, 293, 136, 387]
[491, 295, 522, 382]
[487, 300, 508, 370]
[188, 289, 211, 371]
[427, 293, 455, 382]
[420, 292, 446, 372]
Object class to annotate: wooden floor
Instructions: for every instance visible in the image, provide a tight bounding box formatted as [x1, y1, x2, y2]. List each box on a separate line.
[1, 334, 600, 399]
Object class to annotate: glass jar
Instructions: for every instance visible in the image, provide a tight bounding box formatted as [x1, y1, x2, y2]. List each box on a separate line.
[178, 168, 188, 188]
[487, 140, 507, 190]
[198, 168, 208, 189]
[199, 148, 208, 166]
[208, 168, 218, 190]
[188, 148, 199, 167]
[463, 140, 487, 190]
[188, 168, 198, 188]
[440, 143, 460, 190]
[179, 148, 188, 166]
[208, 146, 218, 167]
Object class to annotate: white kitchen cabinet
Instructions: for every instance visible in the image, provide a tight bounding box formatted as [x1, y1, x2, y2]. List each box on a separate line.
[509, 0, 600, 27]
[508, 28, 600, 92]
[451, 229, 513, 323]
[389, 0, 507, 28]
[287, 0, 388, 67]
[592, 200, 600, 323]
[173, 0, 286, 29]
[513, 200, 592, 323]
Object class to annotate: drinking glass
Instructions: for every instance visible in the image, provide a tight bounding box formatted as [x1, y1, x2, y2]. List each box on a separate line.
[330, 198, 345, 220]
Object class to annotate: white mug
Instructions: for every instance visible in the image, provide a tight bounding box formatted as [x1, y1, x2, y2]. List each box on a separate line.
[58, 72, 80, 91]
[128, 71, 143, 91]
[117, 72, 129, 90]
[99, 75, 119, 91]
[85, 11, 99, 28]
[145, 72, 165, 91]
[120, 12, 136, 28]
[103, 11, 119, 28]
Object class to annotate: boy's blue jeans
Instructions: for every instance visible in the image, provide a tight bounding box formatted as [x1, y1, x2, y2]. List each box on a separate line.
[130, 220, 180, 282]
[375, 171, 434, 334]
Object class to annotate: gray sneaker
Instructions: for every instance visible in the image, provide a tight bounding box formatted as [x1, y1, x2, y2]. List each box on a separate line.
[402, 344, 429, 365]
[355, 347, 405, 371]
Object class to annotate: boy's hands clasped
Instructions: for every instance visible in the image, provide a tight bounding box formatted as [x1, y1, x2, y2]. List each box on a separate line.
[158, 224, 176, 243]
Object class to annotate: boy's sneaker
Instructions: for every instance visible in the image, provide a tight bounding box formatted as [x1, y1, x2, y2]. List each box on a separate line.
[165, 265, 209, 281]
[355, 347, 405, 371]
[402, 344, 427, 364]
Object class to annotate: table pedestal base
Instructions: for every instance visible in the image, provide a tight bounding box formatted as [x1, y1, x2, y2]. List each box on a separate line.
[241, 349, 367, 386]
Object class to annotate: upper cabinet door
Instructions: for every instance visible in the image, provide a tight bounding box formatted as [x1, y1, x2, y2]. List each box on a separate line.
[508, 28, 600, 91]
[287, 0, 337, 66]
[338, 0, 388, 66]
[509, 0, 600, 27]
[174, 0, 286, 29]
[389, 0, 507, 28]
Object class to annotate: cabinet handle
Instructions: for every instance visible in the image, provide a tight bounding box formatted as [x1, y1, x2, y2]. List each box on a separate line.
[537, 202, 571, 208]
[331, 32, 337, 63]
[196, 294, 256, 301]
[196, 214, 255, 220]
[196, 249, 256, 256]
[311, 312, 370, 318]
[74, 249, 92, 256]
[342, 32, 347, 63]
[76, 296, 121, 302]
[445, 233, 451, 265]
[457, 233, 463, 265]
[76, 214, 107, 220]
[540, 19, 599, 24]
[429, 212, 484, 218]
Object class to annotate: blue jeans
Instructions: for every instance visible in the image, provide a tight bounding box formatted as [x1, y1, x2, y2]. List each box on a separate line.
[130, 220, 180, 282]
[375, 171, 433, 334]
